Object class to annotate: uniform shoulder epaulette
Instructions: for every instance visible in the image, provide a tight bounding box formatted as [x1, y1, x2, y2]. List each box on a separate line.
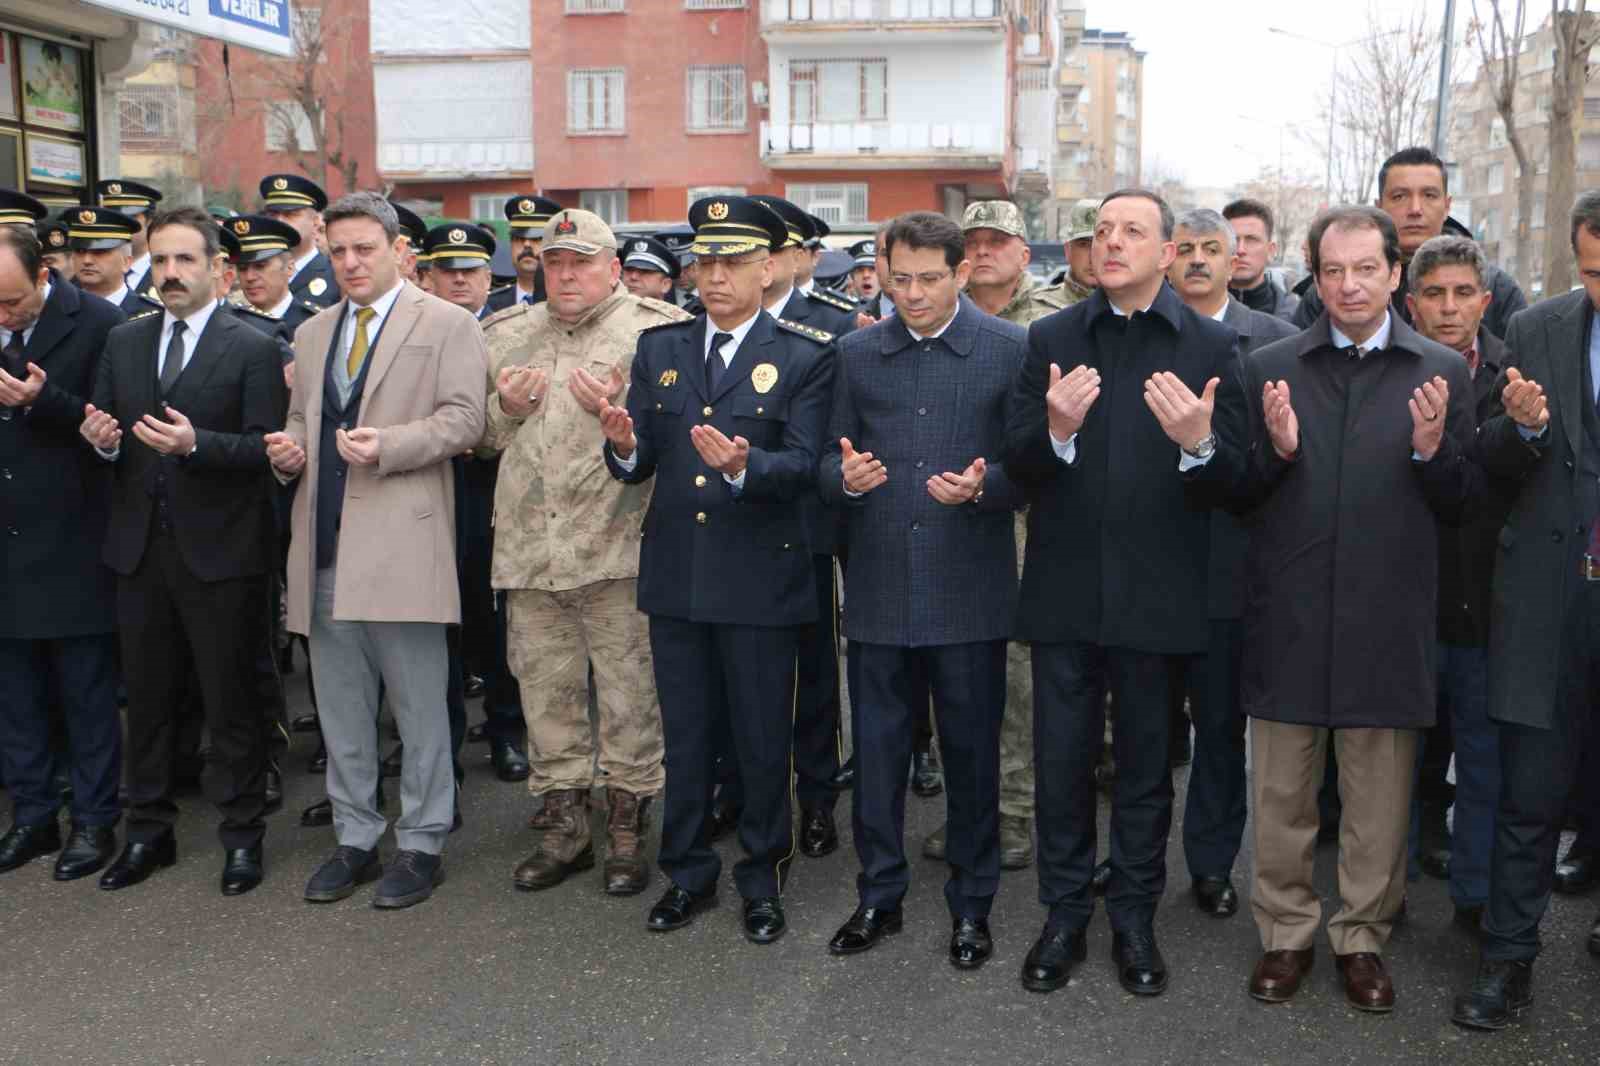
[639, 316, 695, 336]
[233, 304, 278, 324]
[488, 283, 512, 297]
[635, 295, 694, 321]
[127, 306, 162, 322]
[481, 302, 530, 330]
[775, 317, 834, 345]
[806, 288, 856, 312]
[299, 298, 323, 314]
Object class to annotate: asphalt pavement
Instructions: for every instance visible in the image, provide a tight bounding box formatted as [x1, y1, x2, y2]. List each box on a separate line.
[1, 663, 1597, 1066]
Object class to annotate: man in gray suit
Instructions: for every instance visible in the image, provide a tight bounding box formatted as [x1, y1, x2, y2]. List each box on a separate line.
[1164, 209, 1297, 919]
[1452, 190, 1600, 1029]
[819, 212, 1026, 971]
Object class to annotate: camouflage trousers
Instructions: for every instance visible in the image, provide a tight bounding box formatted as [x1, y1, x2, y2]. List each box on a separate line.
[505, 579, 664, 797]
[1000, 641, 1034, 818]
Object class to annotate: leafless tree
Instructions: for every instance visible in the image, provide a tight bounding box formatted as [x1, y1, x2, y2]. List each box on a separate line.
[1545, 2, 1600, 294]
[1235, 165, 1326, 268]
[1471, 0, 1535, 294]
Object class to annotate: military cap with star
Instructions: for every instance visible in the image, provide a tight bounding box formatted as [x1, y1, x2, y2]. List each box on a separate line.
[687, 195, 788, 257]
[423, 222, 496, 270]
[65, 205, 139, 250]
[847, 239, 878, 268]
[96, 178, 163, 216]
[259, 173, 328, 213]
[389, 201, 429, 250]
[542, 209, 617, 256]
[221, 214, 301, 264]
[748, 195, 814, 250]
[621, 234, 681, 279]
[0, 189, 49, 226]
[961, 200, 1027, 239]
[35, 216, 69, 253]
[503, 195, 563, 233]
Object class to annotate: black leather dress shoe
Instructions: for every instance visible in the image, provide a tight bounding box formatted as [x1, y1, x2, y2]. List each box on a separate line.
[53, 823, 116, 881]
[1192, 876, 1238, 917]
[463, 673, 486, 699]
[1112, 929, 1169, 996]
[1021, 924, 1087, 992]
[911, 750, 944, 798]
[1091, 859, 1112, 895]
[827, 755, 856, 791]
[307, 740, 327, 775]
[949, 916, 993, 969]
[0, 821, 62, 873]
[800, 808, 838, 858]
[291, 711, 319, 733]
[466, 722, 487, 744]
[1451, 959, 1533, 1030]
[743, 897, 787, 944]
[380, 743, 404, 779]
[708, 800, 742, 843]
[300, 798, 332, 827]
[221, 845, 264, 896]
[1554, 849, 1597, 894]
[264, 763, 283, 814]
[490, 737, 530, 782]
[646, 884, 715, 932]
[99, 835, 177, 890]
[828, 906, 903, 955]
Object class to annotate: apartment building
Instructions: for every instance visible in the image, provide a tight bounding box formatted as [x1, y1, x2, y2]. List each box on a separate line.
[1053, 4, 1143, 226]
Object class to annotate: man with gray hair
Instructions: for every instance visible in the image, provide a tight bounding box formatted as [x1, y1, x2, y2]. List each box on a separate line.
[264, 191, 488, 910]
[1164, 208, 1297, 921]
[1400, 234, 1513, 945]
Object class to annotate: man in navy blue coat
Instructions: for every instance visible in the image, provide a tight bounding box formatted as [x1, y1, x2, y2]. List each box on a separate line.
[819, 211, 1026, 971]
[598, 196, 834, 945]
[1003, 189, 1241, 997]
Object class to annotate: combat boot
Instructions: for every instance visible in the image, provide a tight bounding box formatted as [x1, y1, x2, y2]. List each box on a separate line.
[513, 788, 593, 891]
[603, 788, 651, 896]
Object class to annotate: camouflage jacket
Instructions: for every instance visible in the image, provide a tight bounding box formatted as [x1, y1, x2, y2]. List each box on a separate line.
[1040, 272, 1094, 307]
[480, 285, 691, 592]
[992, 272, 1070, 328]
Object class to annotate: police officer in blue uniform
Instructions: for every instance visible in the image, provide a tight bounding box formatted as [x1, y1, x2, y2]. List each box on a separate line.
[619, 234, 681, 302]
[484, 195, 560, 313]
[96, 178, 163, 299]
[596, 196, 835, 944]
[258, 173, 340, 307]
[64, 207, 155, 316]
[223, 215, 321, 350]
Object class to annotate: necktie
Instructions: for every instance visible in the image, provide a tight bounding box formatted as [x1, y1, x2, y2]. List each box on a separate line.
[347, 306, 376, 380]
[159, 320, 186, 397]
[707, 332, 733, 395]
[522, 293, 535, 306]
[2, 330, 24, 379]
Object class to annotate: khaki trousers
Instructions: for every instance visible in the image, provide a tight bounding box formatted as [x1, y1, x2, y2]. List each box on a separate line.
[1249, 719, 1417, 956]
[506, 579, 664, 797]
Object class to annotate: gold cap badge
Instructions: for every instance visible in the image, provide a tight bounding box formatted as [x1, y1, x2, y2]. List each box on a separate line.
[708, 202, 729, 221]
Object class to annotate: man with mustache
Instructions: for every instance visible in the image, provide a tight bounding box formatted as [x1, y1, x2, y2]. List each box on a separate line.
[485, 196, 559, 313]
[1164, 208, 1296, 922]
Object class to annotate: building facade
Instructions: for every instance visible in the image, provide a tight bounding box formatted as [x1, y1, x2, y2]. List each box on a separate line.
[1052, 4, 1143, 230]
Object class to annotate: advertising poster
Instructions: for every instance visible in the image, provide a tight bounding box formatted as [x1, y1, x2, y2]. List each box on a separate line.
[20, 37, 84, 133]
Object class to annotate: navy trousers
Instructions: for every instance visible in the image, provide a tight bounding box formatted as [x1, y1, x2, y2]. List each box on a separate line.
[1182, 620, 1246, 881]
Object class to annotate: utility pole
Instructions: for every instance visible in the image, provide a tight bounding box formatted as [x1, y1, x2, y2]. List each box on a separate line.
[1432, 0, 1457, 157]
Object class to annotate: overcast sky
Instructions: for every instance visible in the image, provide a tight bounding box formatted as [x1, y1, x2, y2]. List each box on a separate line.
[1105, 0, 1460, 190]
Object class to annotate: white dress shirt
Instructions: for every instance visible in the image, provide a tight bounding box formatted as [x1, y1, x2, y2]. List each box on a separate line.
[124, 252, 150, 291]
[763, 285, 794, 318]
[1330, 311, 1392, 357]
[340, 281, 405, 364]
[290, 246, 320, 283]
[264, 290, 295, 320]
[103, 283, 131, 309]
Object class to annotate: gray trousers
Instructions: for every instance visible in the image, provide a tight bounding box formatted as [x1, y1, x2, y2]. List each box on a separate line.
[310, 567, 453, 854]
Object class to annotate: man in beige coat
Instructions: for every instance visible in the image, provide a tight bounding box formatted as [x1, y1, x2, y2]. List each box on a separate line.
[480, 209, 690, 897]
[264, 192, 486, 910]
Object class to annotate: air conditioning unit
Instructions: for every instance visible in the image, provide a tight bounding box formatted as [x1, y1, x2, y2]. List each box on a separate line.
[752, 81, 768, 105]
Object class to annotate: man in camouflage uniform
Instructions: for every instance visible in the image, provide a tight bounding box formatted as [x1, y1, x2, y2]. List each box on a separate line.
[922, 201, 1068, 871]
[1045, 198, 1100, 305]
[479, 209, 691, 896]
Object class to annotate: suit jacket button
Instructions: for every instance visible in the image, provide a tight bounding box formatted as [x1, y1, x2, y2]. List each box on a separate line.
[702, 405, 713, 417]
[1553, 530, 1564, 542]
[917, 407, 927, 415]
[911, 521, 920, 531]
[656, 402, 663, 411]
[696, 511, 707, 525]
[694, 475, 707, 487]
[756, 406, 764, 414]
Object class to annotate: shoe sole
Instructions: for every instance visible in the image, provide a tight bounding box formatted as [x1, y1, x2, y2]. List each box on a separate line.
[1022, 970, 1072, 993]
[1451, 998, 1532, 1031]
[1345, 998, 1394, 1013]
[97, 850, 177, 890]
[801, 839, 839, 859]
[950, 952, 991, 971]
[744, 923, 787, 945]
[647, 897, 715, 932]
[828, 920, 903, 956]
[1121, 977, 1169, 996]
[53, 856, 112, 882]
[305, 868, 381, 903]
[372, 867, 446, 909]
[514, 849, 596, 892]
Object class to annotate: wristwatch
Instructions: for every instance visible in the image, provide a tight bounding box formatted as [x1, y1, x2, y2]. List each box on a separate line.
[1183, 433, 1216, 460]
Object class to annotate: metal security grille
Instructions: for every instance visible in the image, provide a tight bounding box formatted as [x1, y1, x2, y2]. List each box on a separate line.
[565, 0, 626, 12]
[568, 68, 625, 133]
[785, 183, 869, 224]
[685, 0, 745, 8]
[687, 65, 747, 130]
[118, 84, 185, 153]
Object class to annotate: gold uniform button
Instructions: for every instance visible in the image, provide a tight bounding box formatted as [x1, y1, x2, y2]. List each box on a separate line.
[694, 475, 707, 487]
[702, 405, 713, 416]
[756, 406, 764, 414]
[695, 511, 707, 525]
[655, 402, 663, 411]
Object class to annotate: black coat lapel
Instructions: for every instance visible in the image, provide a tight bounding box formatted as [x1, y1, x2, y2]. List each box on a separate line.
[677, 318, 710, 403]
[23, 279, 74, 365]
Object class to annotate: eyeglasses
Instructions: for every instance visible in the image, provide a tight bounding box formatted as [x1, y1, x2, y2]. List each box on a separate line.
[887, 270, 954, 290]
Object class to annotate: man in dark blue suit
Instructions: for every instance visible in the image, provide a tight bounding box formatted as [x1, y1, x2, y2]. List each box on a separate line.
[1003, 189, 1241, 997]
[597, 196, 834, 944]
[0, 205, 126, 881]
[819, 211, 1027, 971]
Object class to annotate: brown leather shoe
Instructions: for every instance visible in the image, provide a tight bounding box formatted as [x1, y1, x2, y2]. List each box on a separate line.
[602, 788, 651, 896]
[1336, 952, 1395, 1012]
[512, 788, 593, 891]
[1248, 948, 1314, 1003]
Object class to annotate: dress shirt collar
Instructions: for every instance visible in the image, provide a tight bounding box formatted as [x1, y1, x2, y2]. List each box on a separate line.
[291, 246, 319, 279]
[763, 285, 794, 317]
[104, 283, 130, 309]
[903, 302, 959, 342]
[264, 290, 294, 320]
[1088, 280, 1186, 332]
[124, 252, 149, 287]
[1330, 310, 1392, 357]
[161, 297, 221, 348]
[704, 308, 763, 365]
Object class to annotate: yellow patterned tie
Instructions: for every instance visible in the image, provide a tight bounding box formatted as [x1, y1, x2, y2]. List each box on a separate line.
[346, 306, 376, 379]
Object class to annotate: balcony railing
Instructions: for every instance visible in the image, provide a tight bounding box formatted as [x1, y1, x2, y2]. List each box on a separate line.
[764, 0, 1001, 24]
[762, 120, 1003, 157]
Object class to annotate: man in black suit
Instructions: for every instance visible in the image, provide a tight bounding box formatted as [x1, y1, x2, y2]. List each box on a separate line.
[1164, 208, 1298, 920]
[1451, 190, 1600, 1029]
[80, 206, 287, 896]
[819, 211, 1026, 971]
[1003, 189, 1241, 997]
[598, 195, 834, 944]
[0, 207, 126, 881]
[260, 174, 340, 307]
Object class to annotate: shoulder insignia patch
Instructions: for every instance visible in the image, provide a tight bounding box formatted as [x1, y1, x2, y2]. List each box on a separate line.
[488, 284, 512, 296]
[128, 307, 162, 322]
[775, 318, 834, 345]
[807, 288, 855, 312]
[635, 295, 695, 322]
[639, 317, 695, 336]
[300, 299, 322, 313]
